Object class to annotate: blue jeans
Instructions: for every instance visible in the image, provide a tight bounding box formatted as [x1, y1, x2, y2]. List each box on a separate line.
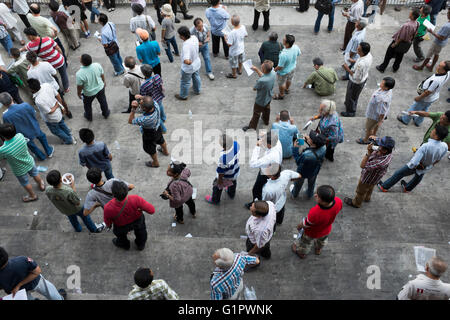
[157, 100, 167, 133]
[27, 277, 63, 300]
[199, 43, 212, 74]
[57, 62, 69, 92]
[27, 131, 53, 161]
[314, 5, 335, 33]
[381, 165, 424, 191]
[180, 69, 201, 99]
[292, 176, 317, 199]
[67, 207, 98, 232]
[108, 50, 124, 74]
[164, 36, 179, 63]
[85, 1, 100, 23]
[0, 34, 13, 55]
[400, 100, 433, 126]
[363, 0, 379, 15]
[430, 14, 437, 27]
[103, 164, 114, 180]
[46, 119, 73, 144]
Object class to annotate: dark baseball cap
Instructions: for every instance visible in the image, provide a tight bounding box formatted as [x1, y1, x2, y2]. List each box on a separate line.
[375, 136, 395, 150]
[309, 130, 327, 148]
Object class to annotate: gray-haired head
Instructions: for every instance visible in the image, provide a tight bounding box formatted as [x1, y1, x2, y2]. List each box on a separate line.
[231, 14, 240, 26]
[358, 18, 368, 29]
[313, 57, 324, 67]
[213, 248, 235, 270]
[428, 256, 448, 278]
[140, 64, 153, 78]
[0, 92, 13, 107]
[268, 32, 278, 41]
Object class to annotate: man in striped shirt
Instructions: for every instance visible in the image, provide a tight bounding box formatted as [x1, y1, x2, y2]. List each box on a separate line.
[128, 267, 179, 300]
[21, 27, 69, 92]
[210, 248, 259, 300]
[0, 124, 45, 203]
[344, 136, 394, 208]
[205, 134, 240, 204]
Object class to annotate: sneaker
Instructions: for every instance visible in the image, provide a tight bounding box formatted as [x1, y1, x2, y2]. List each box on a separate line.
[95, 222, 106, 232]
[205, 195, 219, 205]
[207, 73, 215, 80]
[111, 7, 115, 11]
[114, 70, 125, 77]
[71, 136, 77, 145]
[58, 288, 67, 300]
[289, 184, 296, 198]
[47, 146, 55, 158]
[108, 8, 112, 12]
[400, 180, 410, 193]
[377, 182, 388, 193]
[174, 94, 187, 101]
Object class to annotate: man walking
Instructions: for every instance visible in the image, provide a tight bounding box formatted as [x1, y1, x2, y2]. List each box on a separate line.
[378, 126, 448, 193]
[242, 60, 276, 132]
[104, 180, 156, 251]
[175, 26, 201, 101]
[341, 42, 372, 117]
[1, 92, 54, 161]
[76, 54, 110, 121]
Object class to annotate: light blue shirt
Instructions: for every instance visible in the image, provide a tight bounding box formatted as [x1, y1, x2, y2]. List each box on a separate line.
[272, 121, 299, 158]
[205, 7, 230, 36]
[344, 28, 366, 65]
[407, 138, 448, 175]
[277, 45, 301, 76]
[101, 22, 118, 46]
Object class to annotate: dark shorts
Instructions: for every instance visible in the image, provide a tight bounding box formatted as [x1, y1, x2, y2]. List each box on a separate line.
[142, 127, 165, 155]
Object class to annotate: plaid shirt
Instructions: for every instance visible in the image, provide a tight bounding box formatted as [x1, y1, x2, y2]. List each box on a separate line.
[140, 75, 164, 104]
[210, 253, 257, 300]
[360, 152, 393, 185]
[131, 102, 161, 131]
[128, 280, 179, 300]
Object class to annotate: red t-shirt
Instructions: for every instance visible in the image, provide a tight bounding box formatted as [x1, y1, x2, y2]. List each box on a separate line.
[103, 195, 155, 227]
[26, 37, 65, 69]
[304, 197, 342, 238]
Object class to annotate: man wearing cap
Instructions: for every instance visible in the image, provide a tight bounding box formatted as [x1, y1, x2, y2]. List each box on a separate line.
[378, 126, 448, 193]
[344, 136, 394, 208]
[290, 130, 327, 200]
[136, 28, 162, 76]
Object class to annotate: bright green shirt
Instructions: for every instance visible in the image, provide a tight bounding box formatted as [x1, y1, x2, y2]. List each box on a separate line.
[416, 15, 430, 38]
[76, 63, 104, 97]
[423, 112, 450, 145]
[45, 185, 83, 216]
[0, 133, 35, 177]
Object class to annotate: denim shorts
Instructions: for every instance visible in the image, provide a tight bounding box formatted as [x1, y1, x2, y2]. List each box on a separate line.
[16, 166, 39, 186]
[229, 53, 245, 69]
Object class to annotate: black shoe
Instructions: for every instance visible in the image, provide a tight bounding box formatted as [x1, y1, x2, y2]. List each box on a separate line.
[136, 241, 145, 251]
[376, 65, 385, 73]
[245, 202, 252, 210]
[393, 68, 399, 73]
[58, 288, 67, 300]
[121, 109, 131, 113]
[263, 24, 270, 31]
[0, 168, 6, 181]
[183, 14, 193, 20]
[400, 180, 410, 193]
[103, 110, 110, 119]
[242, 126, 250, 132]
[296, 8, 303, 12]
[252, 24, 258, 31]
[340, 111, 355, 117]
[112, 238, 130, 250]
[66, 110, 73, 119]
[175, 17, 181, 23]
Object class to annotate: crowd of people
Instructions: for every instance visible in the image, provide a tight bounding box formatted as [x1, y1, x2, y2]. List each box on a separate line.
[0, 0, 449, 301]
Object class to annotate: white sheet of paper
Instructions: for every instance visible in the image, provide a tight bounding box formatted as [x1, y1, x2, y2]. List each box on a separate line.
[2, 289, 28, 300]
[185, 233, 193, 238]
[243, 59, 254, 76]
[414, 246, 436, 272]
[423, 19, 435, 31]
[303, 120, 313, 130]
[222, 25, 232, 36]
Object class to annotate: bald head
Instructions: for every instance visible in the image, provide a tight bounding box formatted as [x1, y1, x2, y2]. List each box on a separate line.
[142, 96, 154, 111]
[428, 257, 447, 278]
[30, 3, 40, 14]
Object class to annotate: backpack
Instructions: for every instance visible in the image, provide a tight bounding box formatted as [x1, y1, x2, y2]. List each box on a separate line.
[315, 0, 333, 15]
[298, 0, 310, 12]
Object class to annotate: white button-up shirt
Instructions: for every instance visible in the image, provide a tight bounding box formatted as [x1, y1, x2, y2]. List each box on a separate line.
[181, 36, 201, 74]
[12, 0, 30, 15]
[350, 52, 372, 84]
[262, 170, 300, 212]
[348, 0, 364, 23]
[398, 274, 450, 300]
[407, 138, 448, 175]
[246, 201, 277, 248]
[33, 83, 62, 123]
[249, 140, 283, 169]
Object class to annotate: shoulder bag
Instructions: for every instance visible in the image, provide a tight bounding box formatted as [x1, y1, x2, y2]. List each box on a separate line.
[104, 23, 119, 56]
[315, 0, 333, 15]
[315, 69, 336, 84]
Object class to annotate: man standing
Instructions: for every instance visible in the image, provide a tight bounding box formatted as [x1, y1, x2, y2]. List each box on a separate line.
[11, 0, 31, 28]
[273, 34, 301, 100]
[122, 56, 144, 114]
[175, 26, 201, 101]
[341, 42, 372, 117]
[409, 110, 450, 149]
[246, 200, 277, 259]
[252, 0, 270, 31]
[357, 77, 395, 144]
[104, 180, 156, 251]
[210, 248, 260, 300]
[271, 110, 298, 159]
[0, 2, 25, 45]
[397, 256, 450, 300]
[0, 123, 45, 203]
[412, 5, 431, 63]
[135, 28, 161, 76]
[0, 247, 65, 300]
[342, 18, 367, 81]
[344, 136, 394, 208]
[399, 61, 450, 126]
[0, 69, 23, 104]
[1, 92, 54, 161]
[205, 134, 240, 205]
[76, 54, 110, 122]
[27, 78, 75, 145]
[376, 9, 420, 73]
[205, 0, 230, 58]
[340, 0, 364, 51]
[303, 57, 338, 96]
[378, 126, 448, 193]
[292, 185, 342, 259]
[99, 13, 125, 76]
[242, 60, 276, 132]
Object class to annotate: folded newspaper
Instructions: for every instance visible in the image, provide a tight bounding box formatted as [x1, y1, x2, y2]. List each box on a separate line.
[414, 246, 436, 272]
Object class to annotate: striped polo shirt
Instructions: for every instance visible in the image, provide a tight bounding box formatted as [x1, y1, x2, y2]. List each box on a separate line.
[0, 133, 35, 177]
[216, 141, 240, 180]
[140, 75, 164, 104]
[26, 37, 64, 69]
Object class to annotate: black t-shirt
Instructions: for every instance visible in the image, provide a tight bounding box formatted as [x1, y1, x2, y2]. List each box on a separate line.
[0, 256, 41, 294]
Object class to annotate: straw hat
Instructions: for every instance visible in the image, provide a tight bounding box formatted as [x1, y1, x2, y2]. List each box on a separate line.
[161, 4, 174, 17]
[136, 28, 149, 41]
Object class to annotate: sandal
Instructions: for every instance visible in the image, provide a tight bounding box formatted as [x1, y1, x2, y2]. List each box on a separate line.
[356, 138, 369, 145]
[315, 247, 322, 255]
[291, 244, 306, 259]
[145, 161, 159, 168]
[273, 94, 284, 100]
[226, 73, 237, 79]
[173, 214, 184, 224]
[285, 89, 290, 94]
[23, 195, 38, 203]
[237, 70, 242, 75]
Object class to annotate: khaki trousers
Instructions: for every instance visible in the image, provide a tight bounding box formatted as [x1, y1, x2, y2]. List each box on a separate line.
[364, 118, 379, 142]
[352, 179, 376, 207]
